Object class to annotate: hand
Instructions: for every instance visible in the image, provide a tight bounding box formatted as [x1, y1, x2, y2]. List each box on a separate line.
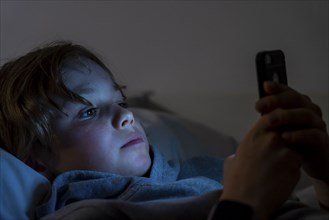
[221, 111, 302, 219]
[255, 81, 329, 182]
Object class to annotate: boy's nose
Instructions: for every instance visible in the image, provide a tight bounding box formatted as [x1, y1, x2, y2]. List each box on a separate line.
[113, 107, 135, 129]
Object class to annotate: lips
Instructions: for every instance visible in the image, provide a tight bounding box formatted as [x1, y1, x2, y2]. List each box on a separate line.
[121, 134, 144, 149]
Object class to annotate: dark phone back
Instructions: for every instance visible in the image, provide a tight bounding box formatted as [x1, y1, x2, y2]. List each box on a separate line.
[256, 50, 288, 98]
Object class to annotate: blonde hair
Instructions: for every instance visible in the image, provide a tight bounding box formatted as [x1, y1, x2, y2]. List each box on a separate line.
[0, 41, 123, 161]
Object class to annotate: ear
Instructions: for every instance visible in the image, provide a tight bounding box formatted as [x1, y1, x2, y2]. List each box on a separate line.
[24, 156, 56, 181]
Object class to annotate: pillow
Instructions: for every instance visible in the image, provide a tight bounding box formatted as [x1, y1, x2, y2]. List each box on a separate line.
[0, 148, 51, 220]
[0, 108, 237, 219]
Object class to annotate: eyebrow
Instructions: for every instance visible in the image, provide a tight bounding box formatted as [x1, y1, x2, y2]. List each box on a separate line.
[57, 86, 94, 112]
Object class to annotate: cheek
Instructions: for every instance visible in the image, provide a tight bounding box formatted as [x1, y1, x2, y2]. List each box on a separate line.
[59, 123, 112, 148]
[52, 124, 115, 168]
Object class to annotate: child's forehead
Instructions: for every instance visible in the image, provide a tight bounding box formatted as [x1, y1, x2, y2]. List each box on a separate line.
[60, 56, 114, 85]
[60, 56, 103, 77]
[52, 56, 123, 109]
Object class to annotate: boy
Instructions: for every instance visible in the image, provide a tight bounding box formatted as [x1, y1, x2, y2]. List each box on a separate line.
[1, 41, 328, 219]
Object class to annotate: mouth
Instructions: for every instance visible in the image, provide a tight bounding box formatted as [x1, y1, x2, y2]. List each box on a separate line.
[121, 134, 145, 149]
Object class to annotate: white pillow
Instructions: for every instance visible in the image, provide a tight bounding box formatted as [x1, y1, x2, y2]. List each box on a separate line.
[0, 148, 51, 220]
[0, 108, 237, 219]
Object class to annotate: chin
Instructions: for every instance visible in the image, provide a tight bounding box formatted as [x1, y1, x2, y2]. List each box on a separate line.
[129, 154, 152, 177]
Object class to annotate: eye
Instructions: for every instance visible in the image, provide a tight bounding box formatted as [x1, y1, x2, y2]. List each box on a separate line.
[79, 108, 98, 119]
[118, 102, 129, 108]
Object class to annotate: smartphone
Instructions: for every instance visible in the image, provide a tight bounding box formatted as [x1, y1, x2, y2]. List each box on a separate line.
[256, 50, 288, 98]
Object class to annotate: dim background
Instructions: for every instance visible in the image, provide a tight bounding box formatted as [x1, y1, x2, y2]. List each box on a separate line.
[1, 1, 328, 141]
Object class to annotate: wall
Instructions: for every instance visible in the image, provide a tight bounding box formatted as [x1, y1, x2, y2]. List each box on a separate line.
[1, 1, 328, 140]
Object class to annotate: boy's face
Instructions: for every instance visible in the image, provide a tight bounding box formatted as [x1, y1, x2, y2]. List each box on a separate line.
[48, 58, 151, 177]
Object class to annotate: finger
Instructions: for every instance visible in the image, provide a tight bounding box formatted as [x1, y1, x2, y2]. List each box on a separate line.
[263, 81, 293, 95]
[256, 90, 322, 117]
[256, 90, 305, 112]
[282, 128, 329, 149]
[224, 154, 236, 169]
[247, 111, 294, 140]
[278, 146, 304, 169]
[267, 108, 327, 130]
[247, 114, 278, 138]
[263, 82, 323, 116]
[226, 154, 236, 160]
